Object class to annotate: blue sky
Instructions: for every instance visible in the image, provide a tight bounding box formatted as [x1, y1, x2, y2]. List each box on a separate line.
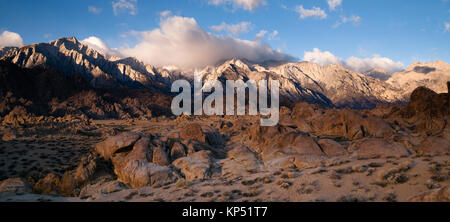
[0, 0, 449, 70]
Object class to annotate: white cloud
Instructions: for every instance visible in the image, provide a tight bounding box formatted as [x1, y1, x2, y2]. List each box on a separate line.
[268, 30, 279, 40]
[0, 31, 24, 47]
[303, 48, 404, 75]
[255, 30, 268, 39]
[255, 30, 278, 40]
[304, 48, 342, 66]
[208, 0, 266, 11]
[159, 10, 172, 18]
[88, 6, 103, 14]
[343, 15, 361, 25]
[295, 5, 327, 19]
[445, 22, 450, 32]
[345, 56, 404, 74]
[112, 0, 138, 16]
[333, 15, 361, 28]
[119, 16, 295, 69]
[210, 21, 252, 36]
[327, 0, 342, 11]
[81, 36, 121, 58]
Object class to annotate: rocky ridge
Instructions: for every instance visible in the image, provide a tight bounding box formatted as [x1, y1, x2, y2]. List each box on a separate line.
[0, 47, 18, 59]
[0, 61, 173, 121]
[2, 37, 449, 109]
[1, 37, 176, 90]
[387, 60, 450, 98]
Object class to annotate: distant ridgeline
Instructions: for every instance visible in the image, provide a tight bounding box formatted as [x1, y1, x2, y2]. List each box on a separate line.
[1, 37, 450, 110]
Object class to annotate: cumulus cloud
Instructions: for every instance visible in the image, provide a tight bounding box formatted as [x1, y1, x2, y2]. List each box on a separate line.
[303, 48, 404, 75]
[119, 16, 295, 69]
[112, 0, 138, 16]
[333, 15, 361, 28]
[345, 56, 404, 74]
[208, 0, 266, 11]
[88, 6, 102, 14]
[295, 5, 327, 19]
[0, 31, 24, 47]
[210, 21, 252, 36]
[327, 0, 342, 11]
[304, 48, 342, 66]
[81, 36, 121, 58]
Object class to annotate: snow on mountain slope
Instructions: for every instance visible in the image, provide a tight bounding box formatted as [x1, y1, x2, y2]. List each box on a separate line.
[199, 59, 334, 107]
[1, 37, 173, 90]
[1, 37, 448, 109]
[195, 59, 412, 108]
[268, 62, 405, 108]
[387, 60, 450, 99]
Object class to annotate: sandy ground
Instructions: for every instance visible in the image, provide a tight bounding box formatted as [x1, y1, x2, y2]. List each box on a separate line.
[0, 119, 449, 202]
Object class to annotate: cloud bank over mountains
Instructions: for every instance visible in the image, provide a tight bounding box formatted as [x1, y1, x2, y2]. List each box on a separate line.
[304, 48, 342, 66]
[0, 27, 404, 76]
[118, 15, 295, 69]
[345, 56, 404, 75]
[303, 48, 404, 74]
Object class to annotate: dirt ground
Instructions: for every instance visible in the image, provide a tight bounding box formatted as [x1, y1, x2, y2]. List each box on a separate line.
[0, 119, 448, 202]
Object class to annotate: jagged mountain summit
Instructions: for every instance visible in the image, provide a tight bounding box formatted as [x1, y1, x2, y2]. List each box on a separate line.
[198, 58, 333, 107]
[1, 37, 175, 91]
[1, 37, 449, 109]
[0, 47, 18, 59]
[269, 62, 404, 108]
[0, 60, 173, 119]
[387, 60, 450, 99]
[199, 59, 404, 108]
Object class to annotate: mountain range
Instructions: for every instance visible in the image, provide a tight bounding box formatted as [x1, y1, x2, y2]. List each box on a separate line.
[1, 37, 449, 109]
